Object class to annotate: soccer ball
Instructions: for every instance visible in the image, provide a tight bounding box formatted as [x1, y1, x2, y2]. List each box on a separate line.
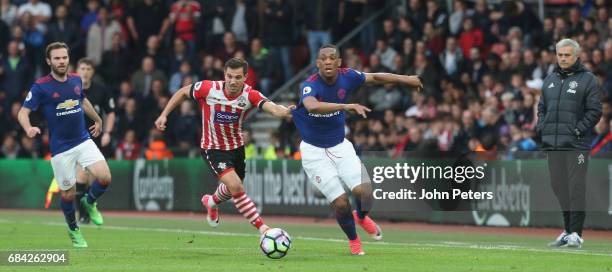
[259, 228, 291, 259]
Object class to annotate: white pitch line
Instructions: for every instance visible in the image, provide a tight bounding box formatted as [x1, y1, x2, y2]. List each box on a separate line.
[1, 220, 611, 257]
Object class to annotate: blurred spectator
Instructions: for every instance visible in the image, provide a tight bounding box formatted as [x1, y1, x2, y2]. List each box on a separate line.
[243, 129, 258, 159]
[214, 31, 246, 62]
[136, 35, 166, 72]
[368, 83, 402, 112]
[301, 0, 337, 65]
[380, 19, 402, 51]
[1, 0, 18, 26]
[229, 0, 258, 44]
[169, 60, 198, 93]
[425, 2, 445, 30]
[247, 38, 275, 95]
[262, 0, 293, 82]
[98, 32, 130, 89]
[449, 0, 471, 35]
[115, 98, 145, 142]
[458, 17, 483, 59]
[163, 0, 200, 55]
[126, 0, 168, 51]
[1, 41, 31, 107]
[19, 11, 45, 76]
[17, 0, 51, 33]
[167, 37, 191, 75]
[198, 54, 223, 81]
[45, 4, 82, 64]
[17, 134, 38, 158]
[80, 0, 99, 34]
[115, 129, 141, 160]
[142, 79, 168, 119]
[374, 38, 397, 71]
[86, 6, 121, 66]
[439, 36, 463, 78]
[144, 131, 173, 160]
[406, 0, 427, 30]
[130, 56, 167, 97]
[172, 100, 198, 156]
[0, 134, 19, 159]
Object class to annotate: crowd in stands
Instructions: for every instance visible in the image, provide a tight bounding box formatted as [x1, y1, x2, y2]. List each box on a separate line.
[1, 0, 611, 160]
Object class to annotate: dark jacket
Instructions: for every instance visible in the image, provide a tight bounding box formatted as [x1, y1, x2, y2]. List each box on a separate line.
[536, 60, 602, 150]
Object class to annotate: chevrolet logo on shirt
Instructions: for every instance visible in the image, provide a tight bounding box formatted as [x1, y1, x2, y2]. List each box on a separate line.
[56, 99, 79, 110]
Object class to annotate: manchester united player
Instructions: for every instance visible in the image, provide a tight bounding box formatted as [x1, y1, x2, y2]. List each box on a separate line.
[154, 58, 292, 234]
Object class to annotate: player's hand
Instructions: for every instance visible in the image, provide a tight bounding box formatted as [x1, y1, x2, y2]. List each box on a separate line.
[101, 132, 111, 146]
[25, 127, 41, 138]
[89, 121, 102, 138]
[344, 104, 371, 118]
[412, 75, 424, 92]
[283, 105, 296, 119]
[155, 115, 167, 131]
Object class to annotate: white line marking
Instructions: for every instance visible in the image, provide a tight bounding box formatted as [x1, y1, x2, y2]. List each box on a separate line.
[1, 220, 611, 257]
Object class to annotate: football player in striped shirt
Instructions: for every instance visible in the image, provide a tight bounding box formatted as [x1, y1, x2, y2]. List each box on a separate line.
[155, 58, 293, 234]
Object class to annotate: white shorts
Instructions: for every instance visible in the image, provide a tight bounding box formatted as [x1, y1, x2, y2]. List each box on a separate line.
[300, 139, 364, 202]
[51, 139, 106, 191]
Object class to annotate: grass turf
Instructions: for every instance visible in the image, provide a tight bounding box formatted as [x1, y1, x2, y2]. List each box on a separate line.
[0, 210, 611, 272]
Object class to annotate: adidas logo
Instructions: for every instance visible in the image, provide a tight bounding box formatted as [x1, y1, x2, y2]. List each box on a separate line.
[548, 83, 555, 88]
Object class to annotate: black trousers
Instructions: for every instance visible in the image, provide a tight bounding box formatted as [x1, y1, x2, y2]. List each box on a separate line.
[547, 151, 588, 236]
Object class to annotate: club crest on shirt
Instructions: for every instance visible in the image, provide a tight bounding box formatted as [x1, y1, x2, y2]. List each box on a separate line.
[74, 86, 81, 96]
[569, 81, 578, 89]
[303, 86, 312, 95]
[237, 96, 247, 108]
[337, 88, 346, 100]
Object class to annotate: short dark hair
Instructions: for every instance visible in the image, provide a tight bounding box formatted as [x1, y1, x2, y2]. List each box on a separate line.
[45, 42, 69, 59]
[77, 58, 95, 69]
[224, 57, 248, 74]
[319, 44, 339, 55]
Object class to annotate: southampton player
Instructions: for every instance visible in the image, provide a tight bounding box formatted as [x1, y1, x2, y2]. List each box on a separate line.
[155, 58, 293, 234]
[17, 42, 112, 248]
[74, 58, 116, 224]
[292, 45, 422, 255]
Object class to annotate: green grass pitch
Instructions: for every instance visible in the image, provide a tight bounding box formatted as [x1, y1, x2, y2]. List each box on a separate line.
[0, 210, 611, 271]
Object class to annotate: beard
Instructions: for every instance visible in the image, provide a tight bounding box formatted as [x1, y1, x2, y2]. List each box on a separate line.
[51, 64, 68, 76]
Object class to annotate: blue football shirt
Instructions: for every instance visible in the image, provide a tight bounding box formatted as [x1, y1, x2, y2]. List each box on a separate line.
[292, 68, 365, 148]
[22, 74, 90, 156]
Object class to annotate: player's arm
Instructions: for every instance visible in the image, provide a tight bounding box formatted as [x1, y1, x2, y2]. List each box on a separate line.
[17, 107, 41, 138]
[302, 96, 371, 118]
[261, 101, 295, 119]
[82, 98, 103, 138]
[155, 84, 191, 131]
[364, 73, 423, 90]
[101, 112, 115, 146]
[100, 94, 116, 146]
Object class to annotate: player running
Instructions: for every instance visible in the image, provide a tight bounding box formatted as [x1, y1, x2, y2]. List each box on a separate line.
[292, 44, 422, 255]
[154, 58, 293, 234]
[18, 42, 112, 248]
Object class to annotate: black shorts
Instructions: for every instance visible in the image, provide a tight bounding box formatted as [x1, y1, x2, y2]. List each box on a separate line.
[201, 146, 246, 180]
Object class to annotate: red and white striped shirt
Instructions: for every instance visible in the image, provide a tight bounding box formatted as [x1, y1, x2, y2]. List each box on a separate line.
[190, 80, 267, 150]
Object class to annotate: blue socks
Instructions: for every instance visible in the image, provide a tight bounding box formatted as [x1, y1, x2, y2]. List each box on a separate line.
[354, 197, 368, 220]
[335, 209, 357, 240]
[87, 180, 108, 204]
[60, 197, 78, 230]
